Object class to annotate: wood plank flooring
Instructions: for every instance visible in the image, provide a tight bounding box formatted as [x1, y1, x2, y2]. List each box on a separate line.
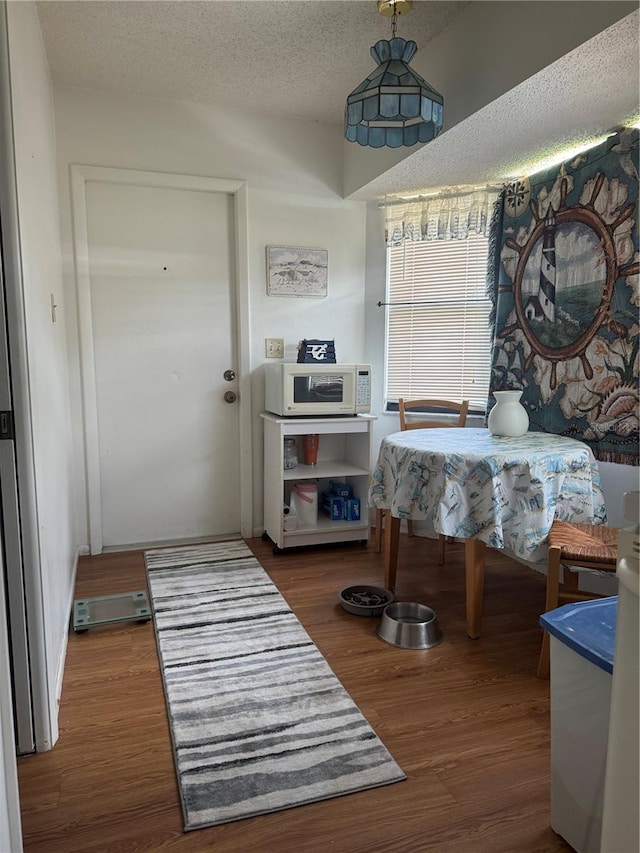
[17, 534, 571, 852]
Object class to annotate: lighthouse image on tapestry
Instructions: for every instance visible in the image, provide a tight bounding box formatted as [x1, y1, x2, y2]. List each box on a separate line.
[518, 202, 604, 350]
[524, 205, 557, 323]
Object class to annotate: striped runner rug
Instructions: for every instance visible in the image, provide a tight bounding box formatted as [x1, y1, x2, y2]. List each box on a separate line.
[145, 540, 405, 830]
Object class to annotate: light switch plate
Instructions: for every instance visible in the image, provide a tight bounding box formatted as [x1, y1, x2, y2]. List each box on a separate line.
[265, 338, 285, 358]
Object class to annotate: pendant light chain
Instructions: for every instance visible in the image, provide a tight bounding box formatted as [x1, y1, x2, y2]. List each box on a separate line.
[391, 2, 398, 38]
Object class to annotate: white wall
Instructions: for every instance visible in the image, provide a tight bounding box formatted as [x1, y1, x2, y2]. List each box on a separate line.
[598, 463, 640, 528]
[52, 86, 367, 540]
[6, 0, 76, 748]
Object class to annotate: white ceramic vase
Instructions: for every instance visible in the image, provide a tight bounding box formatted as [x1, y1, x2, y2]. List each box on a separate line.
[488, 390, 529, 437]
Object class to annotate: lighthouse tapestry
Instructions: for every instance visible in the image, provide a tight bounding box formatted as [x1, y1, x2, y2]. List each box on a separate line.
[489, 127, 639, 465]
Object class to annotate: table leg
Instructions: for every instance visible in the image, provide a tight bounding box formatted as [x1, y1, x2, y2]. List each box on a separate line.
[465, 539, 486, 639]
[383, 511, 401, 592]
[374, 508, 384, 553]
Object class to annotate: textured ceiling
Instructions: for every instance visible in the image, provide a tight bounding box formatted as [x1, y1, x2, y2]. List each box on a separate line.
[36, 1, 639, 197]
[352, 9, 640, 199]
[36, 0, 469, 124]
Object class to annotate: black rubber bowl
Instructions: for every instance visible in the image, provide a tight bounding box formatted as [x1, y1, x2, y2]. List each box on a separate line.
[339, 585, 395, 617]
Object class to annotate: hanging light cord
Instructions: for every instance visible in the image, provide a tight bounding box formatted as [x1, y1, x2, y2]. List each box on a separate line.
[391, 2, 398, 37]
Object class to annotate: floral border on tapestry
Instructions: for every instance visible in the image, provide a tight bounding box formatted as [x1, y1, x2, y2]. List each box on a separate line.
[488, 127, 639, 465]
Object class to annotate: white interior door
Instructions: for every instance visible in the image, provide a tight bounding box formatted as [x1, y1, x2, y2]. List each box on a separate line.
[85, 181, 241, 548]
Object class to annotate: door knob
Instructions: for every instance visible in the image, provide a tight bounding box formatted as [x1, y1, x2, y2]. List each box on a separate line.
[224, 391, 237, 404]
[223, 369, 236, 381]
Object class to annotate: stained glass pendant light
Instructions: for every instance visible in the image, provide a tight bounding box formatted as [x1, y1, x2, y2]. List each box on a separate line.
[345, 0, 444, 148]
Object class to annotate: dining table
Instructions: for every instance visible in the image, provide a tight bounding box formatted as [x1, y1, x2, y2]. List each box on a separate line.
[368, 427, 607, 638]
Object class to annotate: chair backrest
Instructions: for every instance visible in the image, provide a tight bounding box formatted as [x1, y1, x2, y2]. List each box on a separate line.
[399, 398, 469, 431]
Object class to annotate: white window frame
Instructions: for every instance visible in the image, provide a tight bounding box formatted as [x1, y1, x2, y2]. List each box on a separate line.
[383, 232, 493, 414]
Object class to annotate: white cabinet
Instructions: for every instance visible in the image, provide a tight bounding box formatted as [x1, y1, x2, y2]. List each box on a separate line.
[260, 413, 374, 552]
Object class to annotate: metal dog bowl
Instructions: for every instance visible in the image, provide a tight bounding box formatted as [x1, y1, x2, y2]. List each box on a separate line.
[376, 602, 443, 649]
[339, 585, 395, 617]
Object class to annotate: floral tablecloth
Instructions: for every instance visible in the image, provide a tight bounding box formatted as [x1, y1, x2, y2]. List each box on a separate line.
[369, 428, 607, 565]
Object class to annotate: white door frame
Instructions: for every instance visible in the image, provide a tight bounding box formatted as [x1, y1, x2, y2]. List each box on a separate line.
[1, 0, 50, 757]
[70, 165, 252, 553]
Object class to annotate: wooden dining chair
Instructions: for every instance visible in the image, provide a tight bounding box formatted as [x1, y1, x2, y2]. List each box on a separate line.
[375, 398, 469, 564]
[537, 520, 619, 679]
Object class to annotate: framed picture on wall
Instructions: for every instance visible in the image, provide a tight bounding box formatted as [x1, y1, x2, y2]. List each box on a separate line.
[266, 246, 328, 298]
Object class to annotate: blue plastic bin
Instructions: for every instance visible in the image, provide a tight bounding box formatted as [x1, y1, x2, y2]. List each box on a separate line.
[540, 597, 617, 673]
[540, 597, 618, 853]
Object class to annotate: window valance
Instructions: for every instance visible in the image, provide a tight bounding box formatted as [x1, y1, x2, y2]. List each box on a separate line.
[383, 185, 501, 244]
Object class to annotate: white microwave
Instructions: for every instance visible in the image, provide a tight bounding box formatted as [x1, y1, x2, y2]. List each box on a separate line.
[264, 363, 372, 416]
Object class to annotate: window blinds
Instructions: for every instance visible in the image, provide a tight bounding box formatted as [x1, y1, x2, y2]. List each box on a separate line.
[386, 231, 492, 412]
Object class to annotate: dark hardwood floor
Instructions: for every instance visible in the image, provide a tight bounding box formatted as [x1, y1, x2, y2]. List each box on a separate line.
[17, 533, 570, 852]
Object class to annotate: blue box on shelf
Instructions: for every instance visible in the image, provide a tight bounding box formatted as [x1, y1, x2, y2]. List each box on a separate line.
[345, 497, 361, 521]
[329, 480, 352, 498]
[320, 492, 344, 521]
